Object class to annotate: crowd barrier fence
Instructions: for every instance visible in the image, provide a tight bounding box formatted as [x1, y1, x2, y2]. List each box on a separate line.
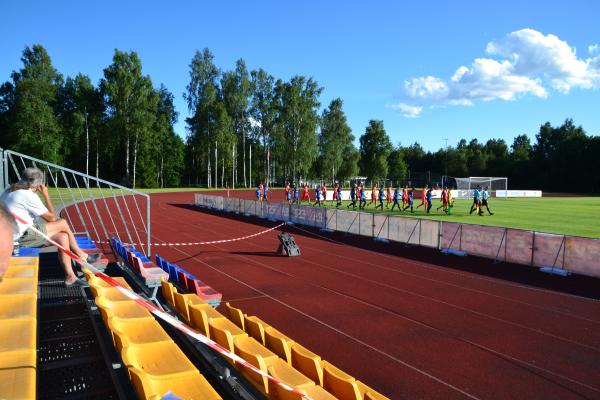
[193, 194, 600, 279]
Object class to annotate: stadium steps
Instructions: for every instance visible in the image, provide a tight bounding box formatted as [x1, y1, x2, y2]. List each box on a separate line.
[36, 249, 135, 399]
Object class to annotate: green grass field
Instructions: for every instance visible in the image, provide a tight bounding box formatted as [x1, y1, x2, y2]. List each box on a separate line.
[46, 187, 599, 238]
[314, 197, 600, 238]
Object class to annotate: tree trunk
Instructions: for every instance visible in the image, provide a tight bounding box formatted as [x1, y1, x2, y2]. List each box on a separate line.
[215, 144, 218, 189]
[132, 132, 138, 188]
[84, 108, 89, 177]
[243, 126, 247, 187]
[95, 137, 99, 178]
[249, 143, 252, 187]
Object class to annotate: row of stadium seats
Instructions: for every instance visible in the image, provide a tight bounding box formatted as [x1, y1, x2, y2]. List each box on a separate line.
[75, 234, 109, 268]
[155, 254, 222, 307]
[161, 279, 363, 399]
[111, 238, 168, 283]
[224, 303, 389, 400]
[0, 254, 40, 399]
[84, 268, 222, 400]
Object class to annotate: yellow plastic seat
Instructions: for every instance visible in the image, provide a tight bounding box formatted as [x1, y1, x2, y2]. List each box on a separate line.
[269, 359, 337, 400]
[188, 303, 224, 337]
[265, 326, 295, 363]
[160, 278, 176, 308]
[224, 302, 245, 330]
[0, 319, 36, 369]
[322, 361, 362, 400]
[173, 292, 205, 322]
[291, 343, 324, 386]
[245, 315, 269, 345]
[108, 318, 173, 351]
[84, 269, 131, 289]
[3, 265, 36, 279]
[7, 256, 39, 269]
[95, 296, 153, 325]
[120, 341, 198, 378]
[89, 284, 133, 302]
[0, 278, 36, 295]
[128, 367, 222, 400]
[208, 317, 248, 353]
[0, 367, 36, 399]
[0, 294, 37, 320]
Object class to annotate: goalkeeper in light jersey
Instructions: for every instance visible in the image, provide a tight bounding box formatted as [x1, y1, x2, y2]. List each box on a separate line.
[469, 186, 482, 215]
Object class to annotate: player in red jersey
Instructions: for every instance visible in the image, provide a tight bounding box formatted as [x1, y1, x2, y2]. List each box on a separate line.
[402, 185, 409, 208]
[386, 184, 393, 208]
[437, 186, 449, 213]
[322, 184, 327, 204]
[302, 183, 310, 202]
[416, 184, 428, 209]
[284, 181, 290, 203]
[367, 184, 377, 208]
[259, 182, 264, 202]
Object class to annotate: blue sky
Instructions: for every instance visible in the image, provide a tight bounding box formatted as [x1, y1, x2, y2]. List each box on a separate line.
[1, 1, 599, 151]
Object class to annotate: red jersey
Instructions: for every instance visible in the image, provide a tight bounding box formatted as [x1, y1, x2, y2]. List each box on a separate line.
[421, 189, 427, 202]
[442, 189, 449, 202]
[402, 188, 409, 200]
[371, 186, 377, 200]
[259, 184, 264, 196]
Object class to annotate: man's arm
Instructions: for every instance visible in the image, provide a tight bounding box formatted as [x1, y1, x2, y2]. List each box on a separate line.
[38, 184, 57, 222]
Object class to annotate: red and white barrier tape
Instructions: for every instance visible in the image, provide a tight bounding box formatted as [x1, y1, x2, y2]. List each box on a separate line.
[92, 222, 285, 246]
[11, 214, 311, 400]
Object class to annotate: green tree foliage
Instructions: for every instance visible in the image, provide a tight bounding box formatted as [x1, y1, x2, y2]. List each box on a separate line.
[337, 144, 360, 181]
[221, 59, 252, 186]
[1, 45, 63, 163]
[184, 48, 220, 185]
[154, 85, 184, 187]
[101, 49, 158, 187]
[387, 146, 407, 183]
[318, 98, 354, 182]
[57, 74, 104, 176]
[272, 76, 322, 181]
[249, 68, 276, 182]
[359, 120, 392, 181]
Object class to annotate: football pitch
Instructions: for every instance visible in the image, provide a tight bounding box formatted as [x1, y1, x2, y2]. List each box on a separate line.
[315, 197, 600, 238]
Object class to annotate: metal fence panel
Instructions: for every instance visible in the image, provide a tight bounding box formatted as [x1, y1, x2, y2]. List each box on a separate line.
[420, 220, 440, 248]
[565, 236, 600, 277]
[358, 212, 373, 237]
[265, 202, 289, 221]
[505, 229, 534, 265]
[335, 209, 360, 235]
[290, 205, 326, 228]
[457, 224, 506, 258]
[388, 216, 421, 244]
[532, 232, 566, 268]
[373, 214, 389, 241]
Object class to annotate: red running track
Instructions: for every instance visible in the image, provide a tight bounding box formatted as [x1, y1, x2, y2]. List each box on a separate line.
[81, 191, 600, 399]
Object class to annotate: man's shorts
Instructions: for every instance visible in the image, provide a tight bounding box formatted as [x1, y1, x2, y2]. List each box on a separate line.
[18, 221, 48, 248]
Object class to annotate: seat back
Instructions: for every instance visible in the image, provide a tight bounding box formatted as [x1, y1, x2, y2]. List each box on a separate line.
[173, 292, 192, 322]
[322, 362, 361, 400]
[208, 318, 236, 353]
[245, 317, 266, 345]
[265, 327, 294, 363]
[234, 341, 269, 394]
[291, 343, 324, 386]
[189, 303, 211, 336]
[225, 302, 245, 330]
[160, 278, 176, 307]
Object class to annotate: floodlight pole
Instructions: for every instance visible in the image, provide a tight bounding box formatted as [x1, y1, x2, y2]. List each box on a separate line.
[444, 138, 448, 186]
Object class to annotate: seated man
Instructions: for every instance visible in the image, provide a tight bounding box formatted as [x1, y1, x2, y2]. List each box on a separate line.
[0, 203, 17, 281]
[0, 167, 100, 286]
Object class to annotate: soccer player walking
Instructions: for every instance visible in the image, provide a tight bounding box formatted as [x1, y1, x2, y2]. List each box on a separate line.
[417, 184, 428, 210]
[375, 186, 385, 210]
[336, 184, 342, 208]
[437, 186, 449, 213]
[469, 186, 482, 215]
[481, 186, 494, 215]
[359, 184, 367, 209]
[404, 187, 415, 213]
[426, 187, 433, 213]
[347, 184, 357, 209]
[368, 183, 377, 208]
[391, 186, 402, 211]
[293, 185, 299, 204]
[313, 185, 322, 207]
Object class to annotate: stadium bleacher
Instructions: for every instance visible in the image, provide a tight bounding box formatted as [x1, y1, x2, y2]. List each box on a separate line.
[0, 255, 38, 399]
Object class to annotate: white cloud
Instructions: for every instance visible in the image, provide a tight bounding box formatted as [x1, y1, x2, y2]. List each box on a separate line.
[399, 29, 600, 115]
[589, 44, 599, 55]
[387, 102, 423, 118]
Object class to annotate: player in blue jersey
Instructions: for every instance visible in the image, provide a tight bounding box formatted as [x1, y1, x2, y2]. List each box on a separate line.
[426, 187, 433, 213]
[293, 185, 299, 204]
[347, 184, 357, 209]
[481, 186, 493, 215]
[390, 186, 402, 211]
[313, 185, 322, 207]
[403, 187, 415, 213]
[375, 186, 385, 210]
[469, 186, 482, 215]
[359, 184, 367, 209]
